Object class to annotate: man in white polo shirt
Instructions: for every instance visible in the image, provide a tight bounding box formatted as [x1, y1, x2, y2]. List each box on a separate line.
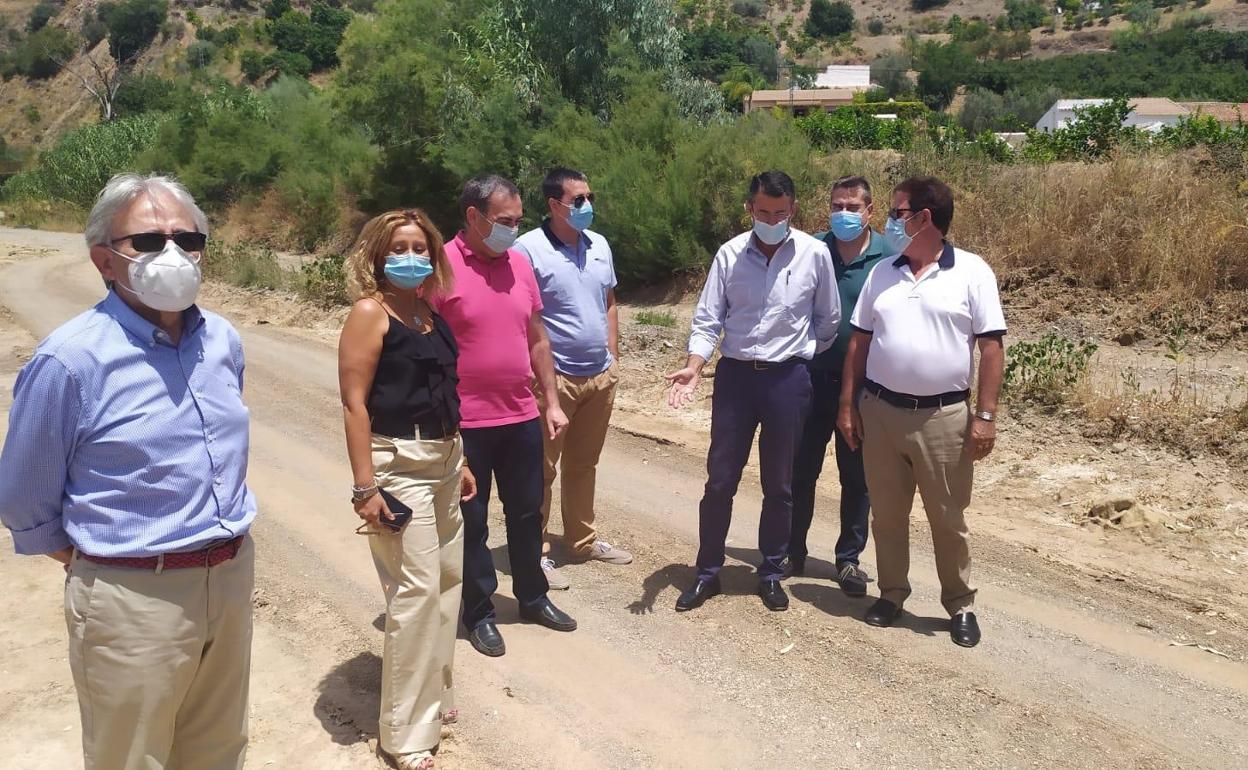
[514, 167, 632, 592]
[837, 176, 1005, 648]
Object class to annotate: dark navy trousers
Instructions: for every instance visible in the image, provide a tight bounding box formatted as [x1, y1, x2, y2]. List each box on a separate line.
[695, 357, 812, 582]
[790, 367, 871, 567]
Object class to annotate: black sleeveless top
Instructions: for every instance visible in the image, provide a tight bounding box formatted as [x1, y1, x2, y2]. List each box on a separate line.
[366, 310, 460, 436]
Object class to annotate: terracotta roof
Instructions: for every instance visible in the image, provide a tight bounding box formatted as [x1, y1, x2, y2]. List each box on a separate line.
[1179, 102, 1248, 125]
[747, 89, 861, 105]
[1126, 98, 1188, 116]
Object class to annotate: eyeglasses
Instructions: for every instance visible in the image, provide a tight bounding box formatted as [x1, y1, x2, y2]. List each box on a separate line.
[558, 193, 596, 208]
[830, 203, 866, 212]
[887, 208, 918, 220]
[112, 231, 208, 253]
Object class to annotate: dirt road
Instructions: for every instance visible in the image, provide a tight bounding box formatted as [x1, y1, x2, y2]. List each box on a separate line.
[1, 228, 1246, 769]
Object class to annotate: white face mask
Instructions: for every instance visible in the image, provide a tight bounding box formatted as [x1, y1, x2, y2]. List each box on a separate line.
[113, 241, 203, 312]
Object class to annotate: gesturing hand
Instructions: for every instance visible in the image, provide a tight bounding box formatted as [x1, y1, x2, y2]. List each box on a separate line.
[665, 366, 701, 409]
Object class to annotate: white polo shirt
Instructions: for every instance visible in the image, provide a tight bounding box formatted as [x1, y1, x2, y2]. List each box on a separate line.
[850, 243, 1006, 396]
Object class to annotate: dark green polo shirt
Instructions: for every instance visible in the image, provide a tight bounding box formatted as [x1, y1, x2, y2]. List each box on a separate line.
[809, 230, 890, 373]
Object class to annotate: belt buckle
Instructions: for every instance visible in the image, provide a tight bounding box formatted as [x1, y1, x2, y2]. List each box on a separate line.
[903, 394, 920, 411]
[753, 360, 768, 371]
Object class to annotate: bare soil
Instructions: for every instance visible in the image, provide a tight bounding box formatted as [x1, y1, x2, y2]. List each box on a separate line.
[1, 228, 1247, 769]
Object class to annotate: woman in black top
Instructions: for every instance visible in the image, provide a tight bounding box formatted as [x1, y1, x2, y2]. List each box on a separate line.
[338, 209, 476, 770]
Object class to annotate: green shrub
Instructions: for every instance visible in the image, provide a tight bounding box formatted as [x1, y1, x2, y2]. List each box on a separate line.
[1, 115, 164, 207]
[635, 309, 677, 327]
[298, 253, 349, 306]
[1004, 334, 1098, 405]
[805, 0, 854, 38]
[5, 25, 77, 79]
[28, 0, 63, 33]
[241, 49, 266, 81]
[867, 18, 885, 35]
[205, 241, 285, 289]
[102, 0, 169, 62]
[186, 40, 217, 69]
[795, 108, 916, 151]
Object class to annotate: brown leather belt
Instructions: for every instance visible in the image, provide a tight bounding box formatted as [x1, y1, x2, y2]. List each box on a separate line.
[80, 536, 244, 572]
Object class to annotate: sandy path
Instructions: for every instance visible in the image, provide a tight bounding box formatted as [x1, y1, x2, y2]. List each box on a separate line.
[1, 228, 1246, 769]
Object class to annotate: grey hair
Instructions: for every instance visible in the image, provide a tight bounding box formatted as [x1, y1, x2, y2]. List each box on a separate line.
[458, 173, 520, 220]
[84, 173, 209, 248]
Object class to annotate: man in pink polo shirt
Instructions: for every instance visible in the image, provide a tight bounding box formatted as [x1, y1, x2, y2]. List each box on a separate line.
[434, 174, 574, 657]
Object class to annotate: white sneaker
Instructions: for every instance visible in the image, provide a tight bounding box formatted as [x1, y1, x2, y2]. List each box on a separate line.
[588, 540, 633, 565]
[541, 556, 570, 590]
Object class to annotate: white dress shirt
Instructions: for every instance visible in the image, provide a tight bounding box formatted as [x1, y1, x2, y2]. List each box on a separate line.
[688, 229, 840, 363]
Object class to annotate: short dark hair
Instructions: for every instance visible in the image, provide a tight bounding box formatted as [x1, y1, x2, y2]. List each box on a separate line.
[831, 175, 872, 205]
[541, 167, 588, 202]
[747, 170, 796, 202]
[894, 176, 954, 235]
[459, 174, 521, 219]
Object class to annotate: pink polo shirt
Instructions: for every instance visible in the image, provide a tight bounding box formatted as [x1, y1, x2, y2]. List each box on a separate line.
[433, 232, 543, 429]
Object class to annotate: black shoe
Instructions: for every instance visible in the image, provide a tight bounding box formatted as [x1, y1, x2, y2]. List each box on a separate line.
[675, 576, 721, 612]
[519, 598, 578, 632]
[864, 598, 902, 627]
[835, 562, 868, 598]
[758, 580, 789, 611]
[469, 622, 505, 657]
[781, 555, 806, 578]
[951, 612, 981, 648]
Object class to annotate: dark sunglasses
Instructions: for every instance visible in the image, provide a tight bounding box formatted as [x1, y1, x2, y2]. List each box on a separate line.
[887, 208, 918, 220]
[113, 231, 208, 253]
[558, 193, 596, 208]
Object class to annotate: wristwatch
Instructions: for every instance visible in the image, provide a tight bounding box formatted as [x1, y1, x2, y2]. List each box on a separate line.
[351, 484, 379, 503]
[974, 410, 996, 422]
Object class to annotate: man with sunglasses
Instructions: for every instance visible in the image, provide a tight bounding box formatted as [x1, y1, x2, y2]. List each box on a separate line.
[434, 173, 575, 658]
[0, 173, 257, 769]
[837, 176, 1006, 648]
[514, 167, 631, 592]
[787, 175, 889, 596]
[667, 171, 840, 613]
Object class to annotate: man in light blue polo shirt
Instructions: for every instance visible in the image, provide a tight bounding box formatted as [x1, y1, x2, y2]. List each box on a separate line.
[515, 167, 632, 590]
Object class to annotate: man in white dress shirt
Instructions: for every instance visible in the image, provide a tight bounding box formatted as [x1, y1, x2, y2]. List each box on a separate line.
[666, 171, 840, 613]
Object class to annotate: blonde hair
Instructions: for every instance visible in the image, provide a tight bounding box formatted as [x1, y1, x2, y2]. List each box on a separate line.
[345, 208, 453, 301]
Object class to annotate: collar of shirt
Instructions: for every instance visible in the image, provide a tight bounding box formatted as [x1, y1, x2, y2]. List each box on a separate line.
[745, 230, 796, 262]
[892, 241, 956, 275]
[820, 230, 886, 273]
[451, 230, 516, 267]
[540, 219, 592, 267]
[101, 290, 205, 348]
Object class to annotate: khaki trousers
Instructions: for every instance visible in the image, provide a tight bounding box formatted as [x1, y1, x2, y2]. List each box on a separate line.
[859, 390, 977, 615]
[535, 364, 618, 558]
[369, 434, 465, 753]
[64, 536, 255, 770]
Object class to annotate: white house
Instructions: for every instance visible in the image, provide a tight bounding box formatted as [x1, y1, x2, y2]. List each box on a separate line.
[814, 65, 872, 90]
[1035, 98, 1189, 133]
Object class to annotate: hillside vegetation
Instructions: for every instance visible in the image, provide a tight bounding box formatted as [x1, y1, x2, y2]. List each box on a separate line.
[0, 0, 1246, 312]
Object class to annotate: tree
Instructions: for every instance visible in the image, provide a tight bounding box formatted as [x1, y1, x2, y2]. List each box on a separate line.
[911, 0, 949, 10]
[871, 51, 913, 98]
[959, 87, 1006, 134]
[53, 47, 128, 119]
[102, 0, 168, 63]
[1005, 0, 1047, 30]
[241, 49, 266, 81]
[265, 0, 292, 21]
[805, 0, 855, 39]
[916, 41, 974, 109]
[28, 1, 63, 33]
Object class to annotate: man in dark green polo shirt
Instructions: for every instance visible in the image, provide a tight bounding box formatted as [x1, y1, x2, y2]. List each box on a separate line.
[787, 175, 890, 595]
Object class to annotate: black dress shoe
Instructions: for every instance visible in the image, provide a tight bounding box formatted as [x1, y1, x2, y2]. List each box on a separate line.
[864, 598, 902, 627]
[835, 562, 868, 598]
[758, 580, 789, 611]
[519, 598, 578, 632]
[469, 622, 505, 657]
[951, 612, 981, 648]
[781, 555, 806, 578]
[675, 576, 721, 612]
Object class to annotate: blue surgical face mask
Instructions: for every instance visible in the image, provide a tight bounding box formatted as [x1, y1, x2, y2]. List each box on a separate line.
[752, 217, 790, 246]
[481, 219, 519, 254]
[882, 216, 913, 255]
[567, 200, 594, 231]
[829, 210, 865, 242]
[384, 252, 433, 290]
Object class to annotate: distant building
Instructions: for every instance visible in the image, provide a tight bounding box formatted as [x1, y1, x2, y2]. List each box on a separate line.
[814, 65, 872, 90]
[1035, 98, 1189, 133]
[1178, 102, 1247, 126]
[744, 88, 860, 116]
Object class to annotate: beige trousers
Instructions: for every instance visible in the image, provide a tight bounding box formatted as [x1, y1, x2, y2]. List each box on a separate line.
[535, 364, 618, 558]
[64, 536, 255, 770]
[859, 389, 977, 615]
[369, 433, 465, 753]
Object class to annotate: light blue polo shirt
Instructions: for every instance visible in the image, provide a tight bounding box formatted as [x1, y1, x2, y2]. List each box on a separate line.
[514, 221, 617, 377]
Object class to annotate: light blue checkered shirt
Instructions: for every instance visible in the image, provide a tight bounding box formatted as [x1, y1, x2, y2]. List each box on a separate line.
[0, 291, 257, 557]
